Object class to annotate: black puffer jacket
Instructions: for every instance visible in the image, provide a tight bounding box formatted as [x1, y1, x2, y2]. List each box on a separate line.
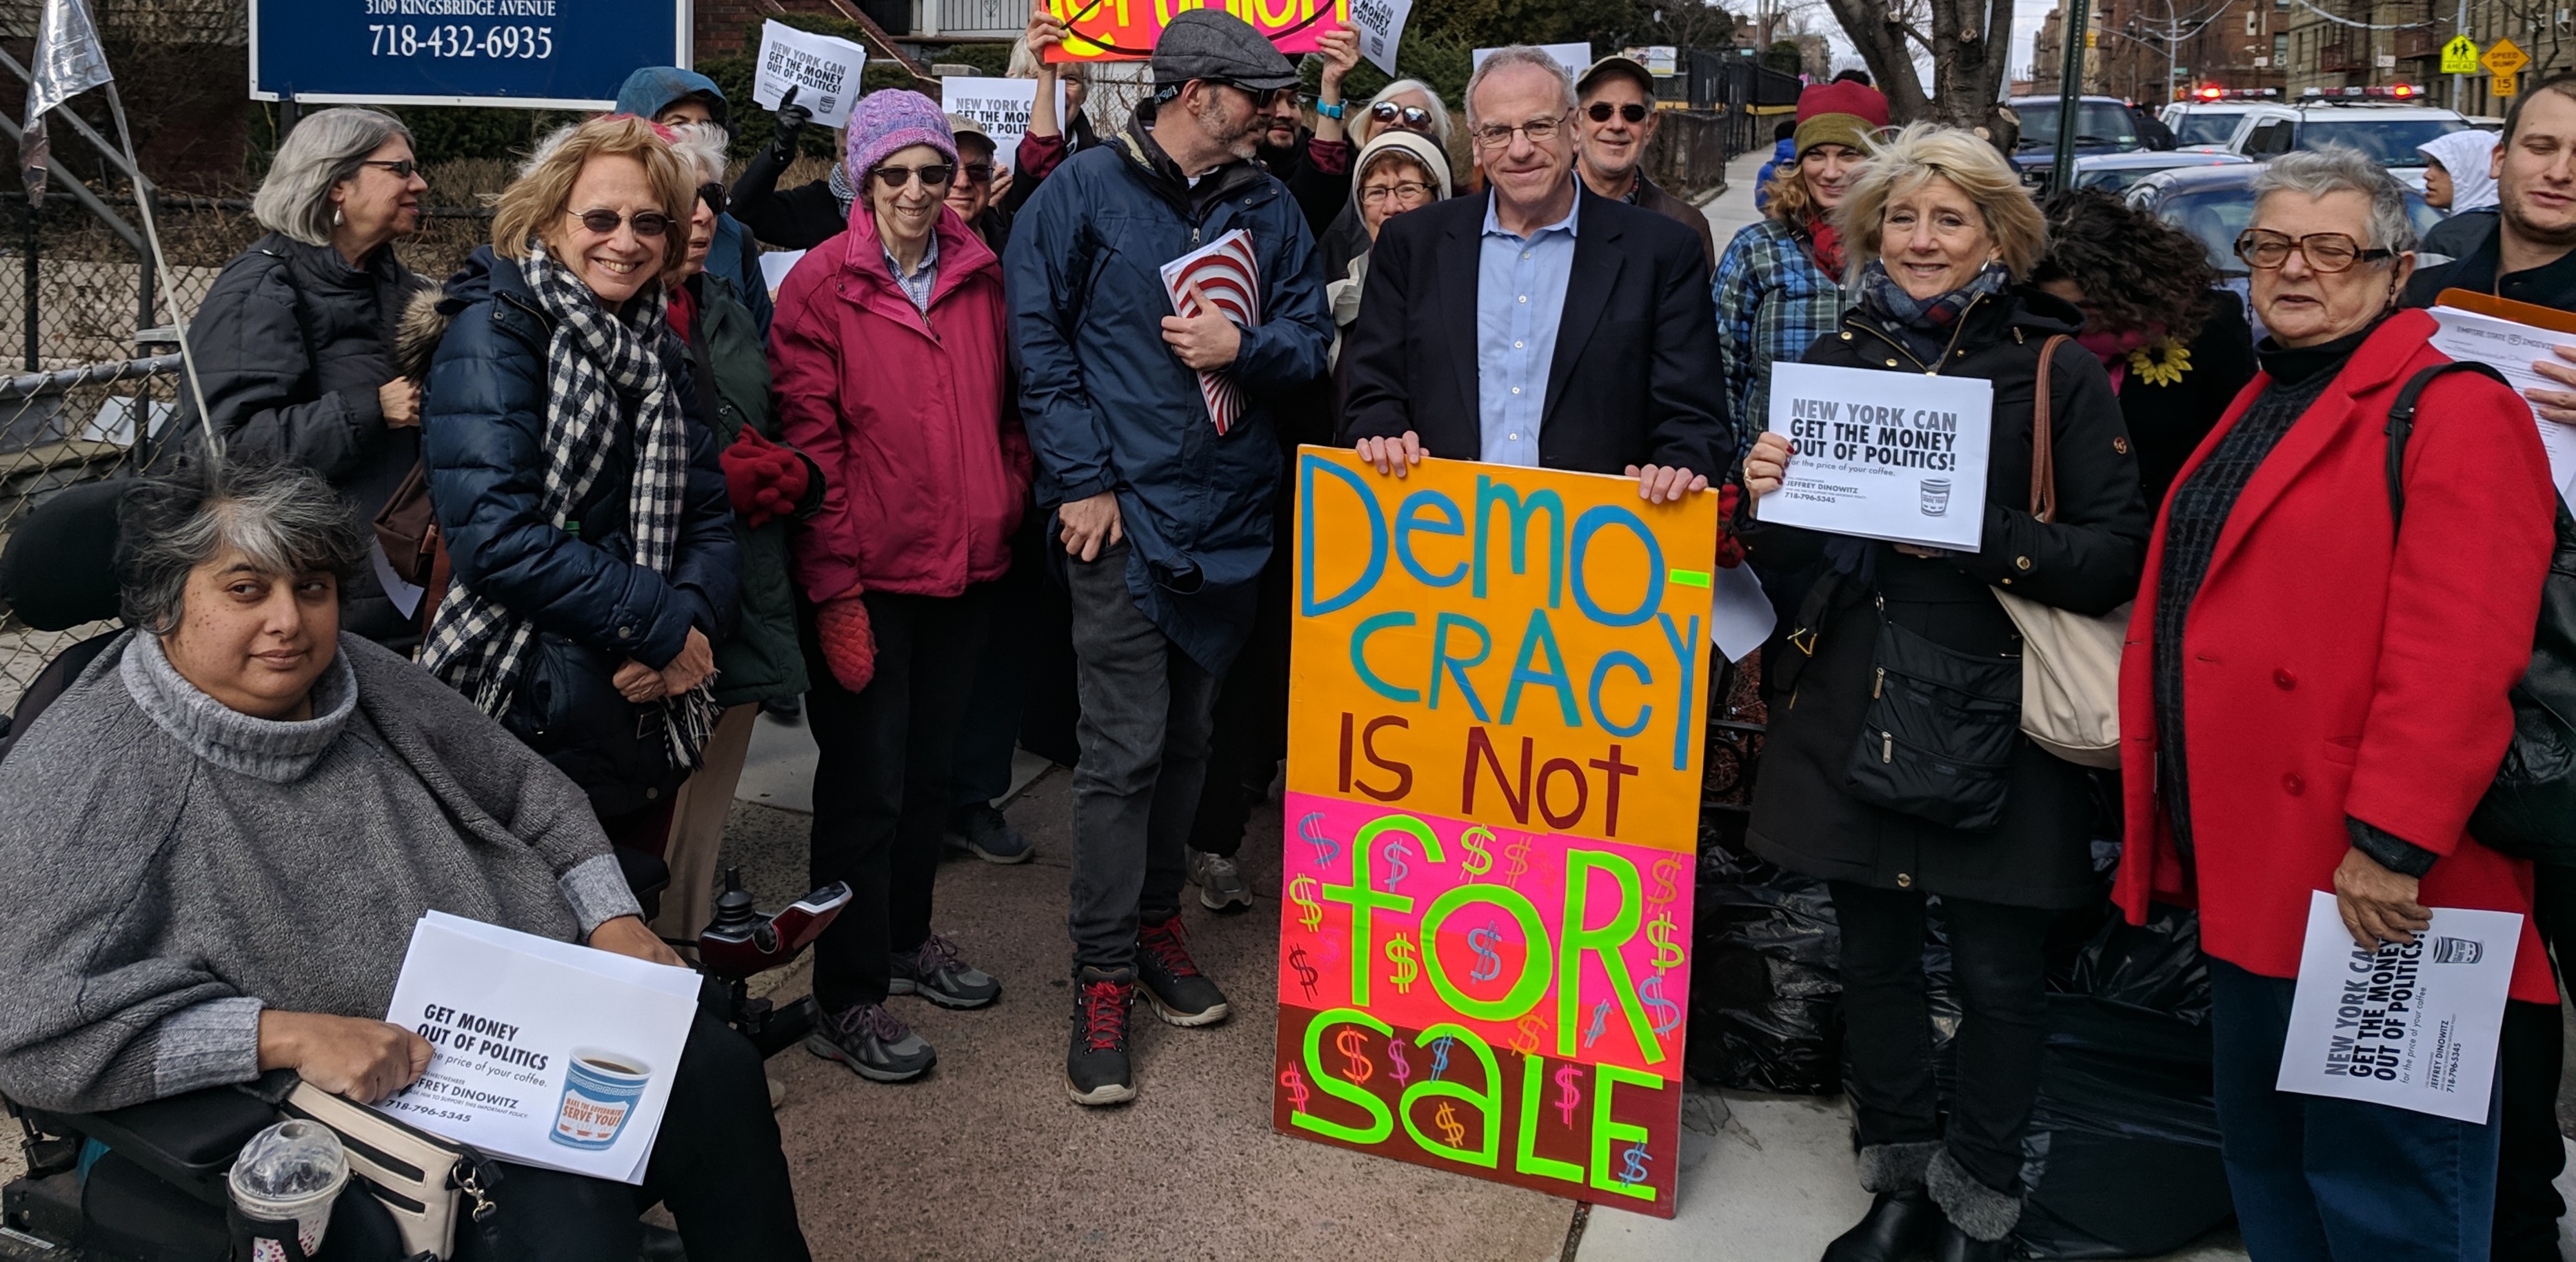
[167, 232, 431, 647]
[1743, 285, 2151, 910]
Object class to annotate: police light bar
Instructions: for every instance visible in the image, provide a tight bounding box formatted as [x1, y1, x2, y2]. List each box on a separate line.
[2192, 86, 2280, 101]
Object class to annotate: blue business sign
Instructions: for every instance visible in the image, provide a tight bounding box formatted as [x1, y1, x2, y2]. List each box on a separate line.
[250, 0, 690, 109]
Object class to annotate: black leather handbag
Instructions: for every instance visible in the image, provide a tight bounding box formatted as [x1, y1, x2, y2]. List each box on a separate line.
[1842, 596, 2024, 832]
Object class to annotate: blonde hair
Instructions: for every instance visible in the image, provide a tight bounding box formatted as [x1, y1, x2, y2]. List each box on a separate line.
[490, 115, 694, 274]
[1762, 160, 1817, 223]
[1832, 122, 2044, 286]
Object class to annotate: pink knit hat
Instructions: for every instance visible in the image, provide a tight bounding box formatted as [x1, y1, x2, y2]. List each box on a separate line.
[845, 90, 956, 181]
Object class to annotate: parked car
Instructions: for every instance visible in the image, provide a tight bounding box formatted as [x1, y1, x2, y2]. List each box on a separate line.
[2224, 95, 2469, 190]
[2162, 101, 2274, 150]
[2010, 94, 2149, 179]
[2071, 149, 2253, 194]
[2125, 162, 2445, 342]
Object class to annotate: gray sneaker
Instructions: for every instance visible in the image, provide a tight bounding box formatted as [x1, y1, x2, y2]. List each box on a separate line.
[805, 1002, 935, 1082]
[887, 933, 1001, 1008]
[1186, 848, 1253, 913]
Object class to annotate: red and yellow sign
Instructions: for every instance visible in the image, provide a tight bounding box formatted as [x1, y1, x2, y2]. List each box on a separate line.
[1044, 0, 1347, 63]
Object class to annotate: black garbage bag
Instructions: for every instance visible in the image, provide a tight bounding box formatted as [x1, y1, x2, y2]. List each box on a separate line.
[2013, 906, 2233, 1259]
[1687, 844, 1844, 1094]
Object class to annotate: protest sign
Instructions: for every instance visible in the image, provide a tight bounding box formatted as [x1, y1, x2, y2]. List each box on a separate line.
[2426, 300, 2576, 512]
[752, 21, 867, 128]
[2275, 891, 2520, 1124]
[381, 913, 700, 1183]
[1752, 360, 1993, 551]
[1276, 449, 1713, 1217]
[1045, 0, 1345, 63]
[1472, 43, 1594, 79]
[941, 77, 1069, 173]
[1349, 0, 1413, 75]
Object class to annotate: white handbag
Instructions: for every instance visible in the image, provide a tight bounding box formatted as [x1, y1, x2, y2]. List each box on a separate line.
[282, 1081, 496, 1260]
[1991, 335, 2127, 769]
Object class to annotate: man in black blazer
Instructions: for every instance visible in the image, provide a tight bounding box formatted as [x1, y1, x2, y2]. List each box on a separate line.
[1340, 45, 1731, 504]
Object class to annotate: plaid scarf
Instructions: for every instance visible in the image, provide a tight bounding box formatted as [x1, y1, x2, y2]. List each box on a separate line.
[828, 162, 857, 221]
[1855, 258, 2010, 362]
[421, 242, 718, 772]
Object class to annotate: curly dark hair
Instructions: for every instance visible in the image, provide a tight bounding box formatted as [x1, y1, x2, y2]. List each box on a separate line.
[2030, 189, 2222, 346]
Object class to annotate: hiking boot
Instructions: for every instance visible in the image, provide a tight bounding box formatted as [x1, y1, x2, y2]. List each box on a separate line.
[1186, 847, 1253, 913]
[887, 933, 1000, 1009]
[1134, 915, 1230, 1027]
[946, 802, 1035, 864]
[805, 1002, 935, 1083]
[1067, 967, 1137, 1106]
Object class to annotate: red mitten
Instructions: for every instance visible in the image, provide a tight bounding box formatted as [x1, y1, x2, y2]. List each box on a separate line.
[1714, 484, 1748, 569]
[721, 427, 809, 529]
[814, 589, 876, 693]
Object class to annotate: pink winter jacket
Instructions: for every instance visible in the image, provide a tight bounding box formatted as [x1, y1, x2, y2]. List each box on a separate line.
[769, 204, 1031, 602]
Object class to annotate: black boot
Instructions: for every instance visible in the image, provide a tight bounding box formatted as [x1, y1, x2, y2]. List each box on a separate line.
[1822, 1188, 1940, 1262]
[1929, 1221, 2015, 1262]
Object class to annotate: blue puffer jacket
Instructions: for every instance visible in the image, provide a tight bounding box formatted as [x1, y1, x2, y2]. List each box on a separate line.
[409, 246, 737, 680]
[1005, 103, 1331, 674]
[1753, 136, 1795, 213]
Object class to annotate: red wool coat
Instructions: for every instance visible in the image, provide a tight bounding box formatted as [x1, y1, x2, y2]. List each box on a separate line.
[2111, 309, 2559, 1004]
[769, 203, 1031, 603]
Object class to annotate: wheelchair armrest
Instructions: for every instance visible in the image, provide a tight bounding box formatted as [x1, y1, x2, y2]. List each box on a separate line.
[21, 1087, 281, 1208]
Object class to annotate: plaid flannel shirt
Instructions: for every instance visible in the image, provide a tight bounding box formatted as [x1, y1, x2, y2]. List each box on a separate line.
[1710, 217, 1847, 462]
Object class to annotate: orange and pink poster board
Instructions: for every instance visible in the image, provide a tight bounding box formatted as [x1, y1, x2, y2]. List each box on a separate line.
[1043, 0, 1347, 62]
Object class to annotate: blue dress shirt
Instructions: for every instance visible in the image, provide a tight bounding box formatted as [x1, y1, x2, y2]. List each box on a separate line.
[1475, 187, 1582, 467]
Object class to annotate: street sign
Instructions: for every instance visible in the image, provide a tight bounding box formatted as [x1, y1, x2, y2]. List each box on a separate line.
[248, 0, 689, 108]
[2497, 70, 2522, 97]
[2442, 34, 2480, 74]
[2485, 37, 2530, 77]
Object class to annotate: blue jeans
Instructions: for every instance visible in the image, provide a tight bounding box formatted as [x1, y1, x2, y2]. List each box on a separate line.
[2208, 958, 2502, 1261]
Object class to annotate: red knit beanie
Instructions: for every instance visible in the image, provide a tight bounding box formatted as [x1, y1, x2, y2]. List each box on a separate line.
[1793, 81, 1890, 157]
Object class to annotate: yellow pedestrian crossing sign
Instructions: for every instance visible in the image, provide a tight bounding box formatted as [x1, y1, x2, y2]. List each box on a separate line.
[2485, 37, 2530, 77]
[2442, 35, 2479, 74]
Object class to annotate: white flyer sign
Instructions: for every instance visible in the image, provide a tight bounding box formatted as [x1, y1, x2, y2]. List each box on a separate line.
[2275, 890, 2522, 1124]
[940, 77, 1067, 174]
[753, 20, 869, 129]
[381, 913, 701, 1183]
[1350, 0, 1413, 75]
[1751, 360, 1994, 551]
[2425, 305, 2576, 513]
[1473, 43, 1593, 79]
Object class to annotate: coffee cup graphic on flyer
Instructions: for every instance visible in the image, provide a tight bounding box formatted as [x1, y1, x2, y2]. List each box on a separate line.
[2431, 936, 2485, 964]
[552, 1049, 652, 1150]
[1920, 479, 1952, 516]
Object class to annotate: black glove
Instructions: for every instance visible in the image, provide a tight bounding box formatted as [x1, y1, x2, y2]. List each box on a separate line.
[770, 85, 812, 163]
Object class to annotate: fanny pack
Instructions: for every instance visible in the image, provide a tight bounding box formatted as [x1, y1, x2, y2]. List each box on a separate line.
[1843, 596, 2023, 831]
[283, 1083, 503, 1261]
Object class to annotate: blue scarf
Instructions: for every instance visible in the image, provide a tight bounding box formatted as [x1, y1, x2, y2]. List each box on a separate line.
[1855, 258, 2011, 362]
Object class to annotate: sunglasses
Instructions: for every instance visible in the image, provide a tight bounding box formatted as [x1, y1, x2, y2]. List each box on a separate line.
[565, 208, 672, 237]
[1370, 102, 1434, 130]
[1586, 101, 1651, 124]
[872, 162, 955, 190]
[696, 182, 727, 214]
[359, 159, 419, 179]
[956, 162, 995, 185]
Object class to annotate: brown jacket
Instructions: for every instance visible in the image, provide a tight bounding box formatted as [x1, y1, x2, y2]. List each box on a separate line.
[1632, 172, 1715, 268]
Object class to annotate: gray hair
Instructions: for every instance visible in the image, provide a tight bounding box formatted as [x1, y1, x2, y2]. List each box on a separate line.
[119, 462, 368, 637]
[1365, 78, 1453, 145]
[251, 107, 415, 247]
[1463, 47, 1577, 132]
[2251, 145, 2419, 257]
[664, 121, 729, 186]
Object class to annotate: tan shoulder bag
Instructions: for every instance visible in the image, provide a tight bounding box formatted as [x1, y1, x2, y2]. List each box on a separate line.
[1990, 334, 2129, 768]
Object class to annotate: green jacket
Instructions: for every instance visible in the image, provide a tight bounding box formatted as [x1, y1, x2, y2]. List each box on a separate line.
[687, 273, 811, 707]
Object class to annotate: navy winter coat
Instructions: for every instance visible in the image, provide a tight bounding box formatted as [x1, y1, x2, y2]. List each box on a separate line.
[1005, 105, 1331, 674]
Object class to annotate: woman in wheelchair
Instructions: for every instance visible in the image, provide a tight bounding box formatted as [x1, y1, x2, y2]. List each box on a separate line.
[0, 462, 811, 1261]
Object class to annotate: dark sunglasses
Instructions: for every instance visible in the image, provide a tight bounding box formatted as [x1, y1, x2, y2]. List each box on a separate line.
[565, 208, 672, 238]
[957, 161, 995, 185]
[1370, 101, 1434, 130]
[1586, 101, 1651, 124]
[696, 182, 727, 214]
[872, 162, 955, 190]
[358, 159, 419, 179]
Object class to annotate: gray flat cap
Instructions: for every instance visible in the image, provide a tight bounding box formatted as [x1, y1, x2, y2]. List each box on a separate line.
[1151, 9, 1299, 92]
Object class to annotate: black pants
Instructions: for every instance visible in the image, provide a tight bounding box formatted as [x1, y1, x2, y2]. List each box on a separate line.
[801, 584, 994, 1012]
[1186, 543, 1291, 858]
[454, 1001, 809, 1262]
[1831, 881, 2054, 1195]
[949, 509, 1060, 807]
[2495, 862, 2576, 1261]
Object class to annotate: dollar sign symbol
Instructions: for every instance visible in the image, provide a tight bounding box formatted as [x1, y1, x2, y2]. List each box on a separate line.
[1649, 857, 1682, 906]
[1335, 1027, 1374, 1083]
[1280, 1068, 1309, 1113]
[1382, 833, 1411, 890]
[1467, 922, 1505, 983]
[1647, 912, 1684, 972]
[1384, 933, 1420, 994]
[1617, 1141, 1652, 1186]
[1428, 1035, 1454, 1082]
[1288, 946, 1319, 1000]
[1500, 834, 1530, 886]
[1298, 813, 1340, 867]
[1582, 999, 1611, 1049]
[1460, 826, 1495, 879]
[1287, 874, 1324, 933]
[1434, 1101, 1466, 1148]
[1513, 1015, 1547, 1057]
[1553, 1062, 1584, 1127]
[1387, 1039, 1412, 1089]
[1641, 975, 1682, 1038]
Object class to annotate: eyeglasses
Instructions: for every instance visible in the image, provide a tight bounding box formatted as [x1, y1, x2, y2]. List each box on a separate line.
[1361, 181, 1435, 205]
[1471, 110, 1572, 150]
[696, 182, 727, 214]
[359, 159, 419, 179]
[872, 163, 956, 190]
[1227, 82, 1296, 110]
[1586, 101, 1651, 124]
[2232, 229, 2395, 272]
[1371, 101, 1436, 131]
[957, 161, 995, 185]
[565, 208, 672, 237]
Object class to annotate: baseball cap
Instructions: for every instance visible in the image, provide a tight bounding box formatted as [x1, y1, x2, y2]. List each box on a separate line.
[1576, 55, 1658, 100]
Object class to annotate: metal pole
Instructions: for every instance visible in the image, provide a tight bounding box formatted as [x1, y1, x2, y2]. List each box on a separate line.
[21, 190, 36, 372]
[99, 81, 211, 457]
[2053, 0, 2094, 193]
[2453, 0, 2468, 112]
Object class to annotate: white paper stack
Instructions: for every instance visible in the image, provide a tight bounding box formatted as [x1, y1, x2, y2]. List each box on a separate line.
[2425, 305, 2576, 513]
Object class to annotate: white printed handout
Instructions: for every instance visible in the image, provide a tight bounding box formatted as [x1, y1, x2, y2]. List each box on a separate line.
[940, 77, 1067, 174]
[1708, 561, 1774, 664]
[1472, 43, 1593, 78]
[381, 913, 700, 1183]
[2424, 305, 2576, 513]
[2275, 890, 2522, 1124]
[1349, 0, 1414, 74]
[753, 21, 868, 128]
[1751, 360, 1995, 551]
[757, 249, 807, 298]
[1161, 229, 1262, 435]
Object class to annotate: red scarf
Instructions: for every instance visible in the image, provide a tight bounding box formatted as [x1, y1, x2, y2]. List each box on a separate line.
[1802, 214, 1845, 277]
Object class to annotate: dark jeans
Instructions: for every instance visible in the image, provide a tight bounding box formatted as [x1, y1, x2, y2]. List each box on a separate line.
[454, 1000, 810, 1262]
[1830, 881, 2053, 1195]
[2211, 958, 2501, 1261]
[1186, 543, 1291, 858]
[2495, 862, 2576, 1261]
[800, 584, 993, 1012]
[1065, 542, 1222, 972]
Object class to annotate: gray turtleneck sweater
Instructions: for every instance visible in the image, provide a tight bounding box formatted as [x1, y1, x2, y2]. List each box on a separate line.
[0, 631, 640, 1112]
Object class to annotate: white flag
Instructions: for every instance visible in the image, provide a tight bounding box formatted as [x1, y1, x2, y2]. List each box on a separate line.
[19, 0, 114, 205]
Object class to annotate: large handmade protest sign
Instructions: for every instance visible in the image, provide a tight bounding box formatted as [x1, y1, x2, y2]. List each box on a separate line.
[1274, 449, 1713, 1217]
[1044, 0, 1346, 63]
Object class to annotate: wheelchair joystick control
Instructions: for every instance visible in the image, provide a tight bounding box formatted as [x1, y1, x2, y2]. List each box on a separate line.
[709, 867, 758, 935]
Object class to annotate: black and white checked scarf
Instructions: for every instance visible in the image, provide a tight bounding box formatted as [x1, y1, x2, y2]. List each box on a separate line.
[421, 241, 718, 771]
